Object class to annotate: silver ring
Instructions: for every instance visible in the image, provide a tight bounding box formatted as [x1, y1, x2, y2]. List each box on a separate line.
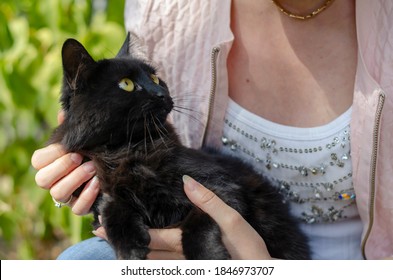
[52, 195, 73, 208]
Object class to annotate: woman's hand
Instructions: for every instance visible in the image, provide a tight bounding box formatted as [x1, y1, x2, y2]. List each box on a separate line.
[31, 111, 100, 215]
[94, 175, 272, 260]
[182, 175, 272, 259]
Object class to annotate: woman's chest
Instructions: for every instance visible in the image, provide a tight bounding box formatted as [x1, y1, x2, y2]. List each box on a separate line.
[227, 1, 357, 127]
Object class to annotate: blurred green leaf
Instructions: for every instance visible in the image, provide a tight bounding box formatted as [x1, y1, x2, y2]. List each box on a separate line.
[0, 0, 125, 259]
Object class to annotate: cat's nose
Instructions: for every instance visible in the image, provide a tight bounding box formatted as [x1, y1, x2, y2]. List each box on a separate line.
[155, 88, 169, 99]
[156, 90, 165, 98]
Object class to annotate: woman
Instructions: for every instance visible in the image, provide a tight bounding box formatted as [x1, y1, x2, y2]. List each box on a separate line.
[31, 0, 393, 259]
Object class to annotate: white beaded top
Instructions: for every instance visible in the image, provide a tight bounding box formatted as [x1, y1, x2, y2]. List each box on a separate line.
[221, 98, 358, 224]
[220, 99, 363, 259]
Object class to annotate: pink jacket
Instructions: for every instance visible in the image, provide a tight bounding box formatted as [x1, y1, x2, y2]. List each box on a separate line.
[125, 0, 393, 259]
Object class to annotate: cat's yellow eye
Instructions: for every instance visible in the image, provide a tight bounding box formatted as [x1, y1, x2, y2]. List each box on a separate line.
[118, 78, 135, 92]
[150, 74, 160, 85]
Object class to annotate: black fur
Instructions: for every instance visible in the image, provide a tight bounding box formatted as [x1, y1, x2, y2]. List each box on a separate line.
[50, 33, 310, 259]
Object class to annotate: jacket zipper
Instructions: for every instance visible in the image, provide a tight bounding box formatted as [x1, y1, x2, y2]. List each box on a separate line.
[202, 46, 220, 146]
[361, 90, 386, 259]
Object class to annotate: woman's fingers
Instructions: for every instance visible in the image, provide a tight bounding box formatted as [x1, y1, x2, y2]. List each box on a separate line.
[32, 140, 99, 215]
[57, 110, 65, 124]
[49, 161, 96, 199]
[147, 228, 184, 260]
[69, 176, 101, 215]
[182, 175, 235, 225]
[47, 161, 98, 215]
[31, 143, 69, 171]
[183, 175, 271, 260]
[32, 110, 100, 215]
[34, 151, 83, 189]
[93, 225, 108, 240]
[148, 228, 183, 253]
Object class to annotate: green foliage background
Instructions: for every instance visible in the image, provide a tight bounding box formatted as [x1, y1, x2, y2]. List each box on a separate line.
[0, 0, 125, 259]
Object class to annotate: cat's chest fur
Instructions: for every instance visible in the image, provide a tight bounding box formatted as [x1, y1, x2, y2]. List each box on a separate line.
[91, 140, 194, 229]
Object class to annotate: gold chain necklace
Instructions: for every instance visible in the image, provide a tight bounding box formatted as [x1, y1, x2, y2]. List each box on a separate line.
[271, 0, 335, 20]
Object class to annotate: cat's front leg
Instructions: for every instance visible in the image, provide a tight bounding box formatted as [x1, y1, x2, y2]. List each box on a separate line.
[181, 208, 231, 260]
[100, 196, 150, 260]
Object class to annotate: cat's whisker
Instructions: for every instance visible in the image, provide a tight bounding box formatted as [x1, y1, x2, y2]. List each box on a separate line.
[126, 109, 133, 137]
[143, 115, 149, 157]
[154, 116, 169, 135]
[172, 93, 207, 101]
[171, 91, 207, 101]
[172, 108, 204, 126]
[146, 116, 156, 150]
[127, 118, 138, 156]
[173, 105, 206, 120]
[156, 118, 173, 146]
[150, 114, 163, 144]
[151, 115, 169, 149]
[125, 110, 133, 151]
[173, 105, 201, 113]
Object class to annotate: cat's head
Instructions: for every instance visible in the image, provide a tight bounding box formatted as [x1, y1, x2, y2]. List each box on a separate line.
[57, 33, 173, 151]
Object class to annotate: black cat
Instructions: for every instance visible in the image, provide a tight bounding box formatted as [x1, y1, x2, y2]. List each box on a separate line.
[49, 33, 310, 259]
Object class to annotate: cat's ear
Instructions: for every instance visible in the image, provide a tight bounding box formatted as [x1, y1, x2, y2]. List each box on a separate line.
[61, 39, 96, 91]
[116, 32, 149, 61]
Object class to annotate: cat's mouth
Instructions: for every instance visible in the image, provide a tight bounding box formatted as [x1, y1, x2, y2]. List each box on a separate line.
[143, 96, 173, 123]
[157, 97, 174, 120]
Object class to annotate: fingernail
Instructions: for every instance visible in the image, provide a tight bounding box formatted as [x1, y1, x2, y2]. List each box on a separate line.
[87, 176, 100, 191]
[92, 227, 107, 240]
[92, 230, 102, 238]
[183, 175, 196, 191]
[70, 153, 82, 164]
[82, 161, 96, 174]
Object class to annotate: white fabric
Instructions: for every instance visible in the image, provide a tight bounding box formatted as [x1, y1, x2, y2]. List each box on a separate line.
[221, 98, 363, 259]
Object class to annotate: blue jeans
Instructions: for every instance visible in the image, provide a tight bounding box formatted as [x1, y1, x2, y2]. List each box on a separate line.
[57, 237, 116, 260]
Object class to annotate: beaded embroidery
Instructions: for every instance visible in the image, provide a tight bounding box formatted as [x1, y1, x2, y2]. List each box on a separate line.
[221, 100, 357, 224]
